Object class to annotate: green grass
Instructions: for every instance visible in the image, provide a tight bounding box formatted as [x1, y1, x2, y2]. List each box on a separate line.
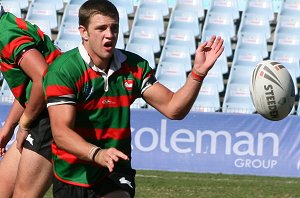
[44, 170, 300, 198]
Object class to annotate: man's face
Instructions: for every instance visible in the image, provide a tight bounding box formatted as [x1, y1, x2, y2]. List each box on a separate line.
[84, 14, 119, 61]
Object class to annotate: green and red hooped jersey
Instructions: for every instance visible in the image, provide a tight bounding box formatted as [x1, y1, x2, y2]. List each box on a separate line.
[0, 12, 61, 106]
[43, 47, 157, 187]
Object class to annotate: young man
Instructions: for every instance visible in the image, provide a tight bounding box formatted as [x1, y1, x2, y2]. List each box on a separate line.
[0, 6, 62, 197]
[43, 0, 224, 197]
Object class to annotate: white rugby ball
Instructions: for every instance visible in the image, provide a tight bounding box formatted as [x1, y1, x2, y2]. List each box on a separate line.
[250, 60, 295, 121]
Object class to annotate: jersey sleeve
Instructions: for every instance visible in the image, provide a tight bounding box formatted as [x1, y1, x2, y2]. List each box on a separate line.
[43, 70, 77, 107]
[0, 14, 41, 65]
[140, 61, 157, 94]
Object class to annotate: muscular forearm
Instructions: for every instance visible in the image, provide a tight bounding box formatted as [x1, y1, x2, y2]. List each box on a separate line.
[2, 99, 24, 131]
[166, 73, 203, 119]
[19, 80, 45, 129]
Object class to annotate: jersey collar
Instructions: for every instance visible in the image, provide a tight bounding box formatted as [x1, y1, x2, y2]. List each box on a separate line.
[78, 43, 127, 76]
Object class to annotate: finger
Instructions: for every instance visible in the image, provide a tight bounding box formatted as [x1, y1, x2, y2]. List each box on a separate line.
[114, 150, 129, 161]
[205, 35, 217, 48]
[212, 36, 223, 50]
[107, 158, 114, 172]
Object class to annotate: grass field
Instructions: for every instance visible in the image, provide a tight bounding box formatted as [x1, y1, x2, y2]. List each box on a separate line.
[44, 170, 300, 198]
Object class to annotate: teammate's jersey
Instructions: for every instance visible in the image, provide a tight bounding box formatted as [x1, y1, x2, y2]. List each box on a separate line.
[0, 12, 61, 105]
[43, 45, 157, 187]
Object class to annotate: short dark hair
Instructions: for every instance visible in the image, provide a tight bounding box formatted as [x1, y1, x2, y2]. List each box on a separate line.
[79, 0, 119, 28]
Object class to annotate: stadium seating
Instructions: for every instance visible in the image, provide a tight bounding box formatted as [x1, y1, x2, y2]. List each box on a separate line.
[235, 32, 268, 59]
[159, 45, 192, 72]
[173, 0, 205, 20]
[1, 0, 300, 115]
[168, 9, 201, 38]
[132, 6, 165, 36]
[243, 0, 275, 22]
[1, 0, 22, 18]
[0, 80, 14, 104]
[137, 0, 169, 17]
[164, 28, 196, 55]
[25, 2, 58, 29]
[126, 43, 156, 69]
[108, 0, 134, 15]
[192, 83, 221, 112]
[238, 12, 271, 41]
[207, 0, 239, 21]
[32, 0, 64, 11]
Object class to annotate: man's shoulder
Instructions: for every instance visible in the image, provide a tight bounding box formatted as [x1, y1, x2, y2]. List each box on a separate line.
[50, 48, 80, 69]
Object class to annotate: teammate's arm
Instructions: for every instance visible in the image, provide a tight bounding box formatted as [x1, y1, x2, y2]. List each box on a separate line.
[143, 36, 224, 120]
[48, 104, 129, 172]
[16, 49, 49, 151]
[0, 99, 24, 156]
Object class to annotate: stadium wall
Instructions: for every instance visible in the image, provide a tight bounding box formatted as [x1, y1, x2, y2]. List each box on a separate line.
[1, 104, 300, 178]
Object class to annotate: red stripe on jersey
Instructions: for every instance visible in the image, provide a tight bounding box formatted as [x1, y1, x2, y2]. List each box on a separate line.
[37, 28, 45, 39]
[45, 85, 74, 97]
[2, 36, 34, 60]
[11, 83, 27, 98]
[77, 95, 135, 110]
[16, 17, 28, 30]
[117, 64, 143, 80]
[0, 61, 14, 72]
[45, 49, 62, 65]
[77, 127, 131, 140]
[75, 68, 100, 91]
[52, 144, 86, 165]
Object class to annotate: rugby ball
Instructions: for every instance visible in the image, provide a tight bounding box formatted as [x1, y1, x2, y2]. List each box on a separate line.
[250, 60, 295, 121]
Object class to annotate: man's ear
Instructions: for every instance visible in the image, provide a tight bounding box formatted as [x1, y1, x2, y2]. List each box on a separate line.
[79, 25, 89, 41]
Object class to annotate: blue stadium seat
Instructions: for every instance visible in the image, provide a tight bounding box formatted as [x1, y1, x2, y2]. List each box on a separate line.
[238, 12, 271, 41]
[32, 0, 64, 11]
[108, 0, 134, 15]
[207, 0, 239, 21]
[126, 43, 156, 69]
[222, 82, 256, 114]
[155, 61, 187, 82]
[203, 63, 224, 93]
[137, 0, 169, 17]
[275, 14, 300, 36]
[174, 0, 205, 20]
[60, 4, 80, 24]
[159, 44, 192, 72]
[192, 83, 221, 112]
[132, 6, 165, 36]
[127, 25, 161, 54]
[116, 6, 129, 34]
[1, 0, 22, 18]
[203, 11, 236, 39]
[235, 32, 268, 59]
[231, 48, 263, 68]
[164, 28, 196, 55]
[0, 80, 14, 104]
[278, 0, 300, 17]
[243, 0, 275, 22]
[26, 2, 58, 29]
[271, 33, 300, 59]
[168, 9, 201, 38]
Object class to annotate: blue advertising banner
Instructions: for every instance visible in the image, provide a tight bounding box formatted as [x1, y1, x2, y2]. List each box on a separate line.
[131, 109, 300, 178]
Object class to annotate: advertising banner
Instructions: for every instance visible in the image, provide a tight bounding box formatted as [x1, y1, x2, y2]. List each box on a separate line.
[131, 109, 300, 178]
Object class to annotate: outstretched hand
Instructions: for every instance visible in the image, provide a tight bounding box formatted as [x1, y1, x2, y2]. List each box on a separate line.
[94, 147, 129, 172]
[193, 35, 224, 76]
